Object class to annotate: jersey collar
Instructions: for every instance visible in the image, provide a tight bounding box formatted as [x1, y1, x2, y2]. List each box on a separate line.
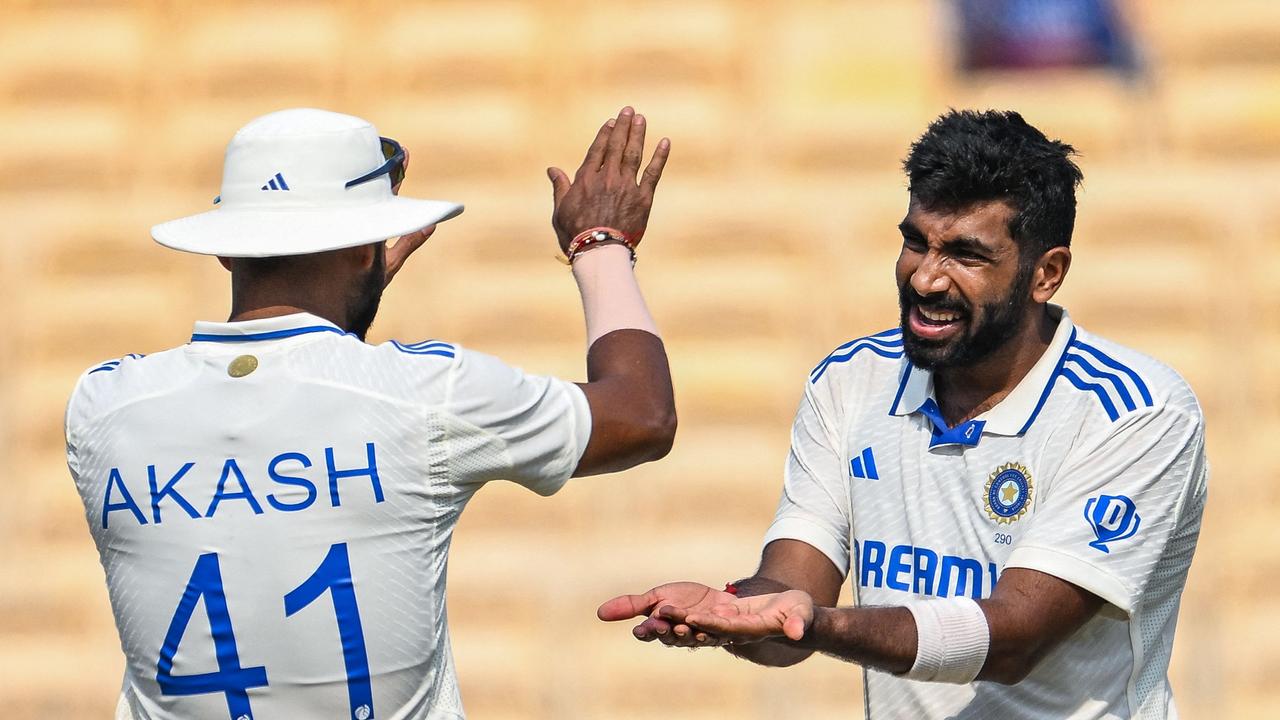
[888, 305, 1076, 444]
[190, 312, 352, 343]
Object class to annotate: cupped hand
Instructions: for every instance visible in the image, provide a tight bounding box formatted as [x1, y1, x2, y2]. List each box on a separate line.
[683, 589, 816, 642]
[547, 106, 670, 253]
[597, 581, 732, 648]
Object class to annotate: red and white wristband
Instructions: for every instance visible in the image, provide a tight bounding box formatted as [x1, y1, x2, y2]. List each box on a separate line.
[562, 226, 637, 266]
[569, 230, 657, 345]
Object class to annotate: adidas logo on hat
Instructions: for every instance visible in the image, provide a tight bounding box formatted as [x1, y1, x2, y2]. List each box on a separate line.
[261, 172, 291, 191]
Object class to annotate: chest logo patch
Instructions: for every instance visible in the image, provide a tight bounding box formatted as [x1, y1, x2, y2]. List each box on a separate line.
[984, 462, 1033, 524]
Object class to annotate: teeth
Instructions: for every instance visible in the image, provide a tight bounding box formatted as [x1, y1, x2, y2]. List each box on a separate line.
[920, 308, 960, 323]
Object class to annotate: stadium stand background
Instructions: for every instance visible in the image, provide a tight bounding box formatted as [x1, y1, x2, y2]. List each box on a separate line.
[2, 0, 1276, 717]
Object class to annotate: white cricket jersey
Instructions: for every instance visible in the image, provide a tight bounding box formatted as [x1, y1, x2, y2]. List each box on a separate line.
[764, 305, 1207, 720]
[65, 313, 592, 720]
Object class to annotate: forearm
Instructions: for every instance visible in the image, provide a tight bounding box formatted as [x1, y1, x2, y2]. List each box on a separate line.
[573, 243, 657, 345]
[794, 606, 917, 674]
[571, 244, 675, 475]
[727, 601, 915, 673]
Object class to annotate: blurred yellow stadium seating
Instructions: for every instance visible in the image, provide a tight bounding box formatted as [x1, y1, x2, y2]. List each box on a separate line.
[2, 0, 1276, 718]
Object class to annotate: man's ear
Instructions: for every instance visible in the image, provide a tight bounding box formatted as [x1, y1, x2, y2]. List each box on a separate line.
[1032, 246, 1072, 304]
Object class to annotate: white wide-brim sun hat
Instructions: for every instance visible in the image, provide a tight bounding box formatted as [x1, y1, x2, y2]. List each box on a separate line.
[152, 108, 463, 258]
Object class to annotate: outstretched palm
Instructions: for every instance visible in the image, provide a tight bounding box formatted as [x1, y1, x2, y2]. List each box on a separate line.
[685, 589, 816, 642]
[598, 582, 736, 646]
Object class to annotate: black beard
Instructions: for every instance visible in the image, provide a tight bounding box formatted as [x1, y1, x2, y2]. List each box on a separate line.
[347, 245, 386, 341]
[898, 263, 1034, 370]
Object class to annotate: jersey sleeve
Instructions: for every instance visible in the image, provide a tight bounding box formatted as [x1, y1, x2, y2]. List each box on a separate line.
[64, 374, 88, 482]
[1004, 404, 1207, 614]
[761, 378, 853, 578]
[443, 347, 592, 496]
[64, 365, 104, 483]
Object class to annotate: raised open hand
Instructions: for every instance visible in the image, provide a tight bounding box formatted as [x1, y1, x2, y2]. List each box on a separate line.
[684, 589, 816, 643]
[547, 106, 670, 253]
[384, 147, 434, 288]
[597, 581, 733, 648]
[384, 224, 436, 288]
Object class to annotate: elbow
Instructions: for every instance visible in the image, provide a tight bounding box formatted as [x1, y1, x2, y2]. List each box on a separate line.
[640, 407, 677, 461]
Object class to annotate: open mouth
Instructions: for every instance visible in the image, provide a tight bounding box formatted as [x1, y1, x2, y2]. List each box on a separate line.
[908, 304, 967, 341]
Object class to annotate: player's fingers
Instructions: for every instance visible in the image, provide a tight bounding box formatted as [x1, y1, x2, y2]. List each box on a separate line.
[577, 119, 615, 177]
[659, 625, 701, 647]
[639, 138, 671, 197]
[656, 603, 692, 623]
[620, 113, 646, 180]
[601, 106, 635, 172]
[692, 630, 724, 646]
[384, 225, 436, 285]
[665, 625, 723, 648]
[782, 615, 807, 642]
[546, 167, 571, 205]
[671, 622, 715, 644]
[634, 616, 672, 641]
[598, 591, 659, 621]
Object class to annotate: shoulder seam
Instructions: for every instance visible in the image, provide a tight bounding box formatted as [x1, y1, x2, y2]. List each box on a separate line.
[810, 328, 903, 384]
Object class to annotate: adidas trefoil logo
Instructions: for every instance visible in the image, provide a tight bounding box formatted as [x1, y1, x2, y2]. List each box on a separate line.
[261, 172, 291, 191]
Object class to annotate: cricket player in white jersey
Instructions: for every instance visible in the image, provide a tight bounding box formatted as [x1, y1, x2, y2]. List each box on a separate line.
[600, 110, 1208, 719]
[66, 105, 675, 719]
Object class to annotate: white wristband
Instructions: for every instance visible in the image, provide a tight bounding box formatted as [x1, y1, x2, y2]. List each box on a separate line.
[903, 597, 990, 684]
[571, 243, 659, 346]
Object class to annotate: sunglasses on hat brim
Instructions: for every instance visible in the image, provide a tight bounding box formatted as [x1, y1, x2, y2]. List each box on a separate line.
[345, 136, 406, 189]
[212, 136, 407, 205]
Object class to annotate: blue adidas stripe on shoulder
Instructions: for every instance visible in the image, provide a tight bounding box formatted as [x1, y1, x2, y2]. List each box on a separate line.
[87, 353, 146, 375]
[391, 339, 456, 358]
[1058, 366, 1120, 421]
[810, 328, 903, 384]
[1050, 338, 1153, 422]
[1069, 340, 1153, 406]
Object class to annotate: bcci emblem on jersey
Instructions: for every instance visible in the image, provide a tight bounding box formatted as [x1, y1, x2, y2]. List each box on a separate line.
[984, 462, 1033, 524]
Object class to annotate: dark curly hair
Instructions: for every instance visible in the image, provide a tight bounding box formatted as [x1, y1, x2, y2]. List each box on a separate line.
[903, 110, 1083, 263]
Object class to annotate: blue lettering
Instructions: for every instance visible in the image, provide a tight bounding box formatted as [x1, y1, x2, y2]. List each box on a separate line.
[912, 547, 938, 596]
[103, 468, 147, 528]
[856, 538, 995, 599]
[206, 459, 265, 517]
[325, 443, 383, 507]
[886, 544, 912, 591]
[148, 463, 200, 524]
[939, 555, 983, 599]
[860, 540, 886, 588]
[267, 452, 317, 512]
